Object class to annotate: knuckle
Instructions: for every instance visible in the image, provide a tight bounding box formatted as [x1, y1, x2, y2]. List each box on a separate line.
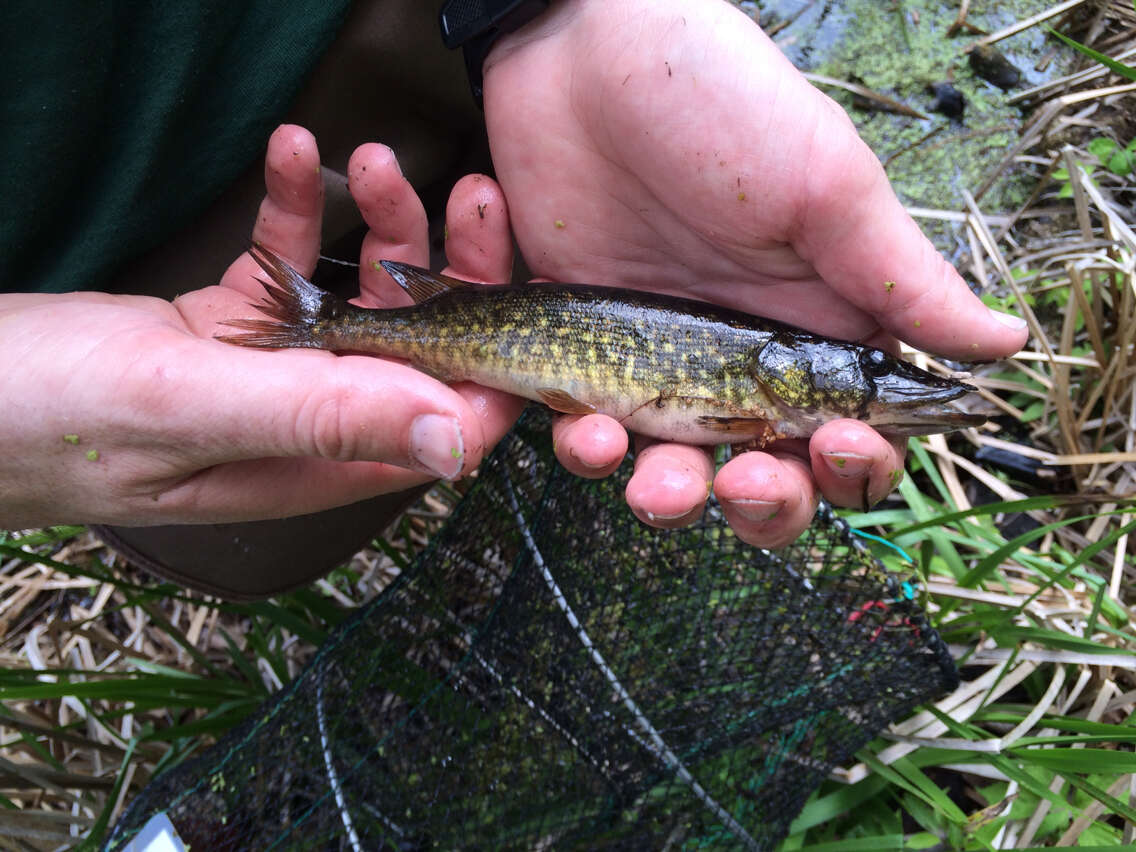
[300, 384, 362, 462]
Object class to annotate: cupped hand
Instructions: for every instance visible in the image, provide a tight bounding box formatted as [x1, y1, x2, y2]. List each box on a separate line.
[483, 0, 1027, 546]
[0, 125, 522, 528]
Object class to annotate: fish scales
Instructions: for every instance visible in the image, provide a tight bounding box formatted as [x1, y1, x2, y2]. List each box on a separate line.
[317, 285, 776, 438]
[217, 245, 986, 443]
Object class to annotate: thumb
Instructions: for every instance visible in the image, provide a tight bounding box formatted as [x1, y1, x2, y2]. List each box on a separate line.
[796, 114, 1028, 361]
[178, 344, 488, 482]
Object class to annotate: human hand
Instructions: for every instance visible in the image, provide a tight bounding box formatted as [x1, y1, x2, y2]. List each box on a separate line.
[482, 0, 1027, 546]
[0, 125, 522, 528]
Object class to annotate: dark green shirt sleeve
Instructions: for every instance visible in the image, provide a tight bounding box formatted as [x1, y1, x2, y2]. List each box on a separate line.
[0, 1, 351, 294]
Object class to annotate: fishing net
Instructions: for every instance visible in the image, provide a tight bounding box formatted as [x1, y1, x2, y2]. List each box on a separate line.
[103, 409, 957, 851]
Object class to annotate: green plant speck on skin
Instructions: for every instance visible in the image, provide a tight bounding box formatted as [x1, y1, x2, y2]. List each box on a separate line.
[62, 434, 79, 445]
[554, 219, 565, 229]
[884, 281, 895, 293]
[86, 449, 99, 462]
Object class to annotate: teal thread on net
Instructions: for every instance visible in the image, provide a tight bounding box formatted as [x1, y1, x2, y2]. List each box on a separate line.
[850, 529, 913, 564]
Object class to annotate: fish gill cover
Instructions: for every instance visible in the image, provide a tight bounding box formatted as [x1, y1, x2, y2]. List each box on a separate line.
[103, 410, 956, 851]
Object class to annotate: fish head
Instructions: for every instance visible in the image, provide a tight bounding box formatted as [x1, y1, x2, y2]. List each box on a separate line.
[753, 336, 986, 437]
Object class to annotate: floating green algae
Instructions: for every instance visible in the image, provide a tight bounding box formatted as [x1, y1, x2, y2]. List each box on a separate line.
[738, 0, 1078, 249]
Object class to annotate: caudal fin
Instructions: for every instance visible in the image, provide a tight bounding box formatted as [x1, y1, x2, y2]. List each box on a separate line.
[216, 243, 342, 349]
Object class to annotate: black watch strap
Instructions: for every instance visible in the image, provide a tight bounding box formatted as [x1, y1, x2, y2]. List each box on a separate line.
[440, 0, 552, 104]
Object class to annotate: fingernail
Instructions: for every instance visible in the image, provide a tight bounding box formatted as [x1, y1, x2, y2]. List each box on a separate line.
[725, 498, 784, 523]
[379, 143, 403, 176]
[408, 414, 464, 480]
[821, 452, 872, 479]
[989, 308, 1027, 330]
[645, 508, 693, 522]
[568, 446, 610, 470]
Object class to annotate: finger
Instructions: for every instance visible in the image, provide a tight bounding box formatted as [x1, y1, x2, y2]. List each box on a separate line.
[625, 441, 714, 528]
[795, 103, 1028, 361]
[221, 125, 324, 298]
[808, 420, 906, 511]
[436, 174, 526, 444]
[713, 449, 819, 549]
[442, 174, 513, 284]
[450, 381, 528, 456]
[552, 414, 628, 478]
[349, 143, 430, 307]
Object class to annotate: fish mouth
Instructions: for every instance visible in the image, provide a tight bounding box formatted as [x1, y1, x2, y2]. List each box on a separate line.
[873, 403, 987, 436]
[869, 373, 986, 436]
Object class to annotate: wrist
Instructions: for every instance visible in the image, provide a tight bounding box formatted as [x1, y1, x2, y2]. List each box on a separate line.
[440, 0, 560, 103]
[481, 0, 690, 107]
[482, 0, 579, 65]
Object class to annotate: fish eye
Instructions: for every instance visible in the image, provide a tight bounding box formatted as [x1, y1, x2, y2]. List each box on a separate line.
[862, 349, 890, 375]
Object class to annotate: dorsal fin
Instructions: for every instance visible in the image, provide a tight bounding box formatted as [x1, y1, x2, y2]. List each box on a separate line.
[380, 259, 474, 304]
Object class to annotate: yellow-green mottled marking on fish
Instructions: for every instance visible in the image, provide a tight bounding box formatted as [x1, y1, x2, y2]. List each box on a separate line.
[218, 244, 985, 444]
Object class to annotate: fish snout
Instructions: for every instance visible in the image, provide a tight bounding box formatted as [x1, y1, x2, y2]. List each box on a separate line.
[867, 369, 985, 436]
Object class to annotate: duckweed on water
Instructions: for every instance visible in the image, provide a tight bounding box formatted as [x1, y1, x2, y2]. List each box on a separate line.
[749, 0, 1077, 248]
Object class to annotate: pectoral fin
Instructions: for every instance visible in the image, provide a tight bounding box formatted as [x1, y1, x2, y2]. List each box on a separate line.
[695, 415, 763, 432]
[696, 415, 780, 446]
[537, 388, 597, 415]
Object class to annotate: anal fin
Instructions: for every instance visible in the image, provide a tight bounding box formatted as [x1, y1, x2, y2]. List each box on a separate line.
[537, 388, 597, 415]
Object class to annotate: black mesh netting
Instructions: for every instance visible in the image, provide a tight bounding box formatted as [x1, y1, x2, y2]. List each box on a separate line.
[103, 410, 957, 851]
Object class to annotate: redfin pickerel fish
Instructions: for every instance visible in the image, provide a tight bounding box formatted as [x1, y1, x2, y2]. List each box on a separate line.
[218, 244, 985, 444]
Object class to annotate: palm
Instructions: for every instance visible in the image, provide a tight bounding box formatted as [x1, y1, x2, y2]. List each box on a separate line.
[486, 0, 892, 343]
